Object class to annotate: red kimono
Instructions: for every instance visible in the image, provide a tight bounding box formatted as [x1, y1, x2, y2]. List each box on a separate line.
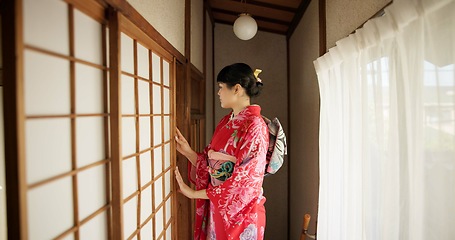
[188, 105, 269, 240]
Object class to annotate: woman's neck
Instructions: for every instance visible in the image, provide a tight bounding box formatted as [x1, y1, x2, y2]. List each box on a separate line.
[232, 100, 251, 116]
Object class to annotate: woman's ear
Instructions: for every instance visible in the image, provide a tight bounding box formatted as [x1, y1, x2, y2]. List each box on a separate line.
[234, 84, 241, 94]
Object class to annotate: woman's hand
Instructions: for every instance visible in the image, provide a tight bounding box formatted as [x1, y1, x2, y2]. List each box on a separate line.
[175, 128, 192, 156]
[174, 167, 195, 198]
[174, 167, 209, 199]
[175, 128, 197, 166]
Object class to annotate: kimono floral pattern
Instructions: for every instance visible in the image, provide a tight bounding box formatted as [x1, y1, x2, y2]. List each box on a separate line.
[188, 105, 269, 240]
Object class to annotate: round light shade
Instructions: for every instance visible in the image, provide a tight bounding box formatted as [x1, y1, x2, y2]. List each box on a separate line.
[233, 13, 258, 40]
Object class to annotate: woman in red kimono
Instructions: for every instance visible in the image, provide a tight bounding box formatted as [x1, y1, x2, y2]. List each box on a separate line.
[174, 63, 269, 240]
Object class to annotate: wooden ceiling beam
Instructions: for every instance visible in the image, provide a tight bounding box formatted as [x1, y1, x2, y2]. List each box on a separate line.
[250, 0, 301, 9]
[209, 0, 294, 22]
[216, 20, 287, 35]
[213, 12, 288, 35]
[286, 0, 311, 39]
[211, 7, 292, 26]
[222, 0, 298, 12]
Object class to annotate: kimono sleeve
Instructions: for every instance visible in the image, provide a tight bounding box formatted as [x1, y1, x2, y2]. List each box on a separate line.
[206, 120, 269, 228]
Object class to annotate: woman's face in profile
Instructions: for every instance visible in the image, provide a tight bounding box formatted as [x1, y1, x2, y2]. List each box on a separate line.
[217, 82, 237, 109]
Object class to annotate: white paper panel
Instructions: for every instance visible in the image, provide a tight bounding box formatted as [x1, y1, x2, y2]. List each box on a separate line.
[163, 60, 170, 87]
[121, 75, 135, 115]
[78, 165, 106, 220]
[140, 117, 151, 151]
[140, 186, 152, 223]
[140, 151, 152, 187]
[140, 221, 153, 240]
[152, 53, 161, 83]
[152, 84, 161, 114]
[74, 9, 102, 64]
[122, 158, 138, 198]
[165, 198, 171, 224]
[24, 0, 69, 55]
[166, 225, 172, 240]
[164, 171, 171, 198]
[153, 117, 162, 145]
[121, 33, 134, 74]
[155, 207, 164, 238]
[122, 117, 136, 157]
[153, 147, 162, 178]
[79, 211, 108, 240]
[154, 177, 163, 208]
[24, 50, 70, 115]
[138, 80, 150, 114]
[76, 117, 104, 167]
[61, 233, 75, 240]
[137, 43, 149, 78]
[164, 143, 171, 170]
[26, 119, 71, 184]
[28, 177, 73, 240]
[75, 63, 104, 114]
[164, 116, 170, 142]
[163, 88, 170, 114]
[123, 196, 138, 238]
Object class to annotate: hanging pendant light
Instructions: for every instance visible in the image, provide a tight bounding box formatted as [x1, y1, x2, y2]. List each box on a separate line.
[233, 1, 257, 40]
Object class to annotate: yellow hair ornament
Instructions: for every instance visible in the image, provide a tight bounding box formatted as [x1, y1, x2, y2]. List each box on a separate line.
[254, 69, 262, 78]
[254, 69, 263, 85]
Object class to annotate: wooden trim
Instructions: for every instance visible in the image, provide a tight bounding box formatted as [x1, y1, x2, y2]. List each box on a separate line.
[68, 5, 81, 239]
[3, 0, 28, 238]
[191, 63, 204, 79]
[203, 2, 207, 81]
[286, 0, 311, 39]
[211, 7, 292, 26]
[286, 38, 291, 240]
[215, 20, 287, 35]
[27, 159, 110, 190]
[170, 57, 178, 240]
[63, 0, 106, 24]
[103, 0, 185, 64]
[102, 23, 113, 239]
[204, 0, 215, 25]
[175, 61, 192, 239]
[108, 7, 124, 240]
[26, 113, 109, 119]
[319, 0, 326, 56]
[0, 69, 3, 86]
[24, 44, 108, 70]
[119, 14, 173, 62]
[212, 23, 215, 133]
[221, 0, 298, 13]
[133, 39, 142, 239]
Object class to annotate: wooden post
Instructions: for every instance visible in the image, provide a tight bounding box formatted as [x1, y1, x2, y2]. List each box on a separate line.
[108, 7, 124, 240]
[2, 0, 28, 239]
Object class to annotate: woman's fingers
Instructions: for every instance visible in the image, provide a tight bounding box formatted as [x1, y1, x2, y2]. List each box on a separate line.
[175, 167, 191, 198]
[176, 128, 184, 139]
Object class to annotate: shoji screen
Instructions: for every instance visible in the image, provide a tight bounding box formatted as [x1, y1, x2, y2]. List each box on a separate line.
[118, 17, 175, 240]
[22, 0, 110, 239]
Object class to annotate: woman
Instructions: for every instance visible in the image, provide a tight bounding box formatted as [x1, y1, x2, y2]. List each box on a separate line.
[174, 63, 269, 240]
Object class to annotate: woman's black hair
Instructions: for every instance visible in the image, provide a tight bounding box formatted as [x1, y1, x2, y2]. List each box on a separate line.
[216, 63, 263, 98]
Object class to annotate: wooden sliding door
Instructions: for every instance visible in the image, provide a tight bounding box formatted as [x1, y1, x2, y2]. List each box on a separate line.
[21, 0, 110, 239]
[116, 15, 176, 240]
[3, 0, 177, 239]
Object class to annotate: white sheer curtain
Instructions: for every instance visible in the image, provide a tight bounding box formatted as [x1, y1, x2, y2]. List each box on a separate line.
[314, 0, 455, 239]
